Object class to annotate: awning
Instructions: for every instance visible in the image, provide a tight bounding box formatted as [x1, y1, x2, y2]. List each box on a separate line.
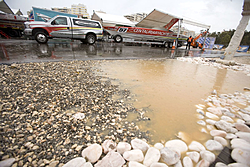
[0, 0, 14, 14]
[136, 9, 210, 30]
[182, 19, 210, 29]
[136, 9, 181, 29]
[92, 11, 135, 27]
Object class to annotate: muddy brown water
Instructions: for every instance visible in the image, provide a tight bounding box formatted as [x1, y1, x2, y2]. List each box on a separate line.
[99, 59, 250, 145]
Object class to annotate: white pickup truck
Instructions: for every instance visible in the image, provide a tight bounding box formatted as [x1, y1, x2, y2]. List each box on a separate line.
[24, 16, 103, 44]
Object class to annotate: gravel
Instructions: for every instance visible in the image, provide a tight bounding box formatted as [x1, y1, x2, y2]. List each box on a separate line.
[0, 60, 150, 166]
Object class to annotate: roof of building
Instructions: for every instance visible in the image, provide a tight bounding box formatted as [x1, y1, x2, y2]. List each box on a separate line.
[12, 8, 23, 15]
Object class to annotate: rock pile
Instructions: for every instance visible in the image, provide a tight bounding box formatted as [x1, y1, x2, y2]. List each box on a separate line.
[194, 90, 250, 166]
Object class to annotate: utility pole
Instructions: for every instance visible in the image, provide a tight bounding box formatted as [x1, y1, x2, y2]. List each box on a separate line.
[224, 0, 250, 60]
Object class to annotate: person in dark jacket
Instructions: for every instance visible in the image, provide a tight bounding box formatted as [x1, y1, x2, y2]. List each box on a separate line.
[186, 36, 193, 50]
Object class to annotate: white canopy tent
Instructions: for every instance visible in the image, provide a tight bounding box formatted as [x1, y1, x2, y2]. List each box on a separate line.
[136, 9, 210, 30]
[136, 9, 181, 29]
[92, 11, 135, 27]
[182, 19, 211, 29]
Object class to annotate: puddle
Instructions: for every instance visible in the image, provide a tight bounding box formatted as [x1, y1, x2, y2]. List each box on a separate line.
[99, 59, 250, 145]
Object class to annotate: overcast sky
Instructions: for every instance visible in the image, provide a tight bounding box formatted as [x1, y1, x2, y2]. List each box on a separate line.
[5, 0, 250, 33]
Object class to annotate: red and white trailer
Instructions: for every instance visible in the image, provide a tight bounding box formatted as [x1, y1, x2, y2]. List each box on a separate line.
[104, 26, 187, 48]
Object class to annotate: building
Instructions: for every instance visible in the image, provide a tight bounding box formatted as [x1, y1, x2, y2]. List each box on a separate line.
[124, 12, 147, 22]
[70, 4, 89, 19]
[51, 4, 90, 19]
[51, 7, 70, 14]
[12, 9, 23, 15]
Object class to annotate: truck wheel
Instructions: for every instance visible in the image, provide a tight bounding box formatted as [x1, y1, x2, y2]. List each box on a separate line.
[177, 43, 182, 47]
[163, 42, 168, 48]
[114, 35, 123, 43]
[86, 34, 96, 45]
[7, 29, 18, 37]
[35, 32, 48, 44]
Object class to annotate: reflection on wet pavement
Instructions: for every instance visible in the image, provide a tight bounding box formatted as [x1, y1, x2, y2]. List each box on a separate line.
[0, 40, 179, 63]
[2, 39, 249, 64]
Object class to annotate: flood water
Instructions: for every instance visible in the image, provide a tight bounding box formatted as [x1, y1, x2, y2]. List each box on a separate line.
[1, 39, 250, 145]
[99, 59, 250, 145]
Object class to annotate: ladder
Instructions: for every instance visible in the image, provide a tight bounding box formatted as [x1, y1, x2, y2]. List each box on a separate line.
[0, 30, 10, 39]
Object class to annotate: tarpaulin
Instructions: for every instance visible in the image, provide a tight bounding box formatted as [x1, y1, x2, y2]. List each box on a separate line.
[213, 44, 224, 50]
[196, 37, 216, 49]
[237, 45, 249, 52]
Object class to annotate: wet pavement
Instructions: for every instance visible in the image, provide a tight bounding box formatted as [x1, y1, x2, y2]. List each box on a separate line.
[0, 39, 176, 63]
[1, 38, 250, 146]
[2, 38, 249, 64]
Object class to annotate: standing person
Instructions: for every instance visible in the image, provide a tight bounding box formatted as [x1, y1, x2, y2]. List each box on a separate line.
[186, 36, 193, 50]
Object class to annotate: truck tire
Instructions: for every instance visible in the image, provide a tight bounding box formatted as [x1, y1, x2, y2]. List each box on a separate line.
[163, 42, 168, 48]
[35, 32, 48, 44]
[7, 29, 18, 37]
[114, 35, 123, 43]
[86, 34, 96, 45]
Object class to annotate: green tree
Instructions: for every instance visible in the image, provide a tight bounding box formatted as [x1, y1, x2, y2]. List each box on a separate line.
[241, 30, 250, 45]
[220, 34, 231, 46]
[208, 32, 218, 38]
[208, 30, 250, 47]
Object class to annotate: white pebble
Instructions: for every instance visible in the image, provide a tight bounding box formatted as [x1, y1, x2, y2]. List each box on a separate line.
[183, 157, 193, 167]
[154, 143, 164, 150]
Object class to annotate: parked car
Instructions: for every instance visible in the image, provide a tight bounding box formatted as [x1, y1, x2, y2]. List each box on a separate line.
[24, 16, 103, 44]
